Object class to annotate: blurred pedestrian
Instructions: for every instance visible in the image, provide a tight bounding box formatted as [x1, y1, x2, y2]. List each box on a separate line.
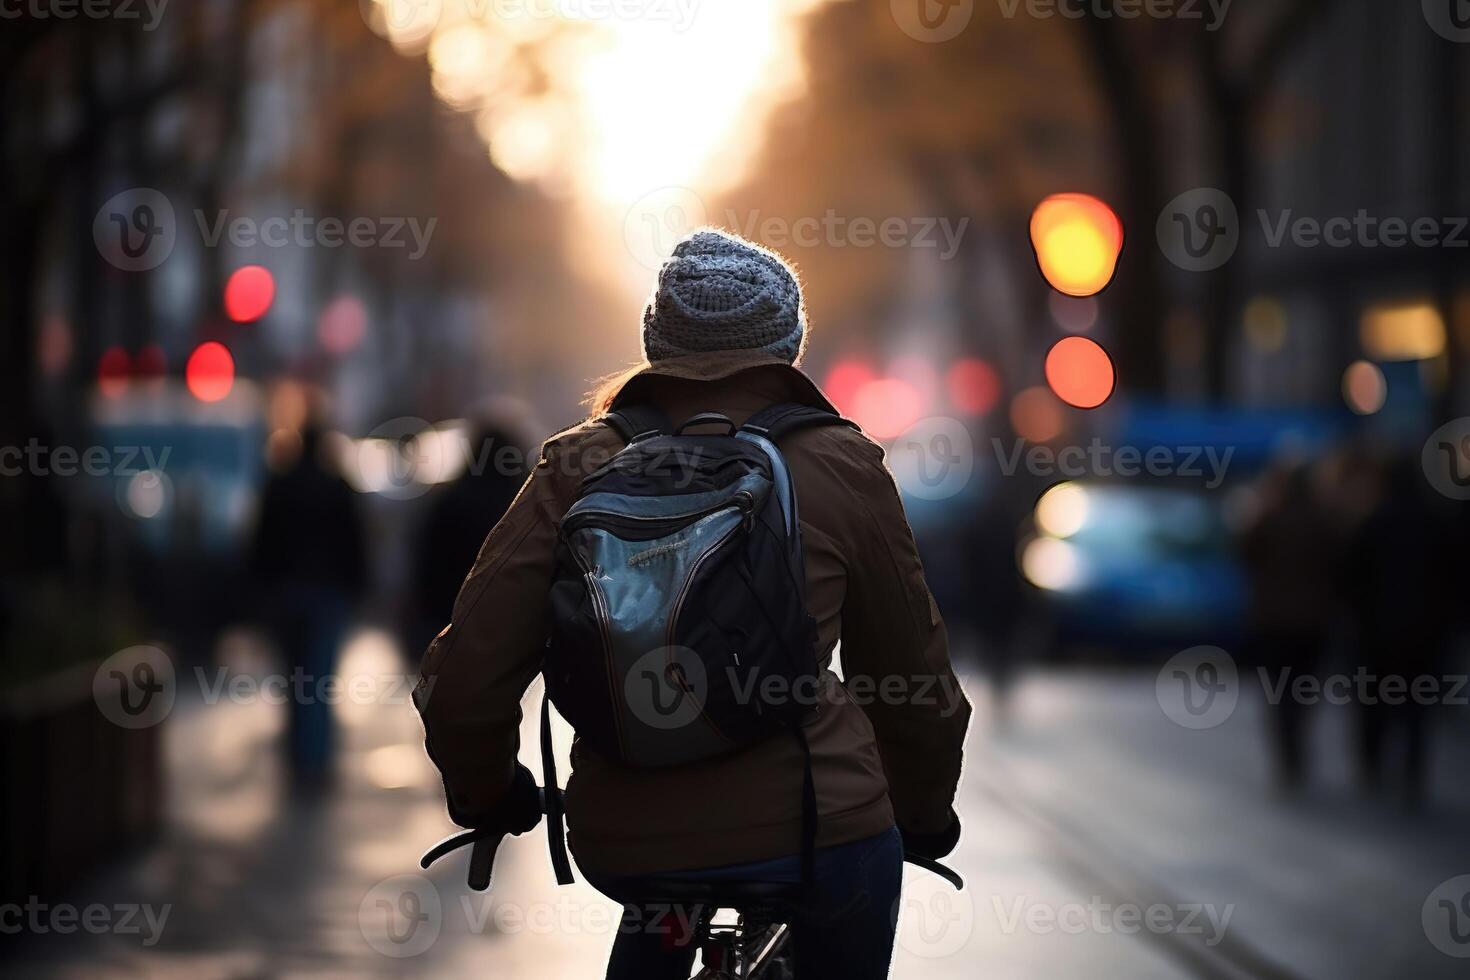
[250, 419, 367, 791]
[408, 410, 532, 662]
[1239, 457, 1337, 791]
[1343, 455, 1454, 808]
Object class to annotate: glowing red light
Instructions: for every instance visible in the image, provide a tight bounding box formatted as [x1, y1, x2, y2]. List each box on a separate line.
[823, 359, 877, 415]
[1045, 336, 1116, 409]
[851, 378, 925, 440]
[98, 346, 131, 398]
[946, 358, 1001, 416]
[186, 342, 235, 402]
[224, 265, 276, 323]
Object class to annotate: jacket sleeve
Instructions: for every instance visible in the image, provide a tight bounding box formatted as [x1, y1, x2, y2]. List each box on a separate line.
[837, 437, 972, 835]
[413, 430, 598, 827]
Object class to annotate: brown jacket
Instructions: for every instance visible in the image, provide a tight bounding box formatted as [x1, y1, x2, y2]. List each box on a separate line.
[416, 351, 970, 875]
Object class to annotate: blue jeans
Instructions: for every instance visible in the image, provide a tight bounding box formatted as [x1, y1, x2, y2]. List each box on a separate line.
[590, 827, 903, 980]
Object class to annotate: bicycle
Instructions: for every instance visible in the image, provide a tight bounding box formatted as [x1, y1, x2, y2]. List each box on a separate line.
[421, 784, 962, 979]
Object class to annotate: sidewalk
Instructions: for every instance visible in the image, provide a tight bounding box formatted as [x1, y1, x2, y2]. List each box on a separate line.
[973, 667, 1470, 980]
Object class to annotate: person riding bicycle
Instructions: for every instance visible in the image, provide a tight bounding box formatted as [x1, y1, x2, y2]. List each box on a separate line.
[416, 228, 970, 979]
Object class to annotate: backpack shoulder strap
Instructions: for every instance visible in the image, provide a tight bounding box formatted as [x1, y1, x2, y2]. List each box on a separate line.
[600, 404, 669, 444]
[740, 402, 856, 442]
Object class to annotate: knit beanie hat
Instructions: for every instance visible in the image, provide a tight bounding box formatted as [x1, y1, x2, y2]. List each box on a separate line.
[641, 228, 807, 364]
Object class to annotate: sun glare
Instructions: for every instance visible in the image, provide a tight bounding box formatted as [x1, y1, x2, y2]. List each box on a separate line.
[372, 0, 833, 207]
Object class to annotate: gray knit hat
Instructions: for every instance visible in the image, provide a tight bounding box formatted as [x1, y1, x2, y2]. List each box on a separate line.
[641, 228, 807, 363]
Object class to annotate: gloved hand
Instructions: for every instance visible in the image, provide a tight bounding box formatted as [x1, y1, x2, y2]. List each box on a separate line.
[499, 763, 543, 836]
[900, 807, 961, 860]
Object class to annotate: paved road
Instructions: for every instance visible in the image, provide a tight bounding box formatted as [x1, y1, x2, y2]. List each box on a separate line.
[7, 635, 1468, 977]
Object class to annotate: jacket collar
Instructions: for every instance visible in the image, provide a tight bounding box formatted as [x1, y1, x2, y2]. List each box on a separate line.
[609, 351, 839, 414]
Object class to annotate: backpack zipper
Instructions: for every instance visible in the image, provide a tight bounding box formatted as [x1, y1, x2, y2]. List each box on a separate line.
[571, 548, 627, 758]
[663, 491, 756, 738]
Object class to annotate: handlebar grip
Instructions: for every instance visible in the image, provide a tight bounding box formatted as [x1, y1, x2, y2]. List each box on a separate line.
[467, 835, 499, 892]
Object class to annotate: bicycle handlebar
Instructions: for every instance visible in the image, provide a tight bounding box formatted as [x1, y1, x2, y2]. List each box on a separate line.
[420, 787, 562, 892]
[422, 786, 964, 893]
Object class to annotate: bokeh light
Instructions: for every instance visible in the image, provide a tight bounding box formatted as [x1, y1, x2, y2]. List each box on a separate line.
[1035, 482, 1090, 539]
[1021, 537, 1082, 591]
[186, 341, 236, 402]
[1342, 360, 1387, 415]
[946, 357, 1001, 416]
[224, 265, 276, 323]
[318, 295, 369, 354]
[1029, 193, 1124, 297]
[97, 345, 131, 398]
[123, 470, 171, 520]
[823, 359, 877, 416]
[1243, 296, 1289, 353]
[1010, 386, 1067, 443]
[1360, 300, 1446, 361]
[851, 377, 924, 440]
[1045, 336, 1116, 409]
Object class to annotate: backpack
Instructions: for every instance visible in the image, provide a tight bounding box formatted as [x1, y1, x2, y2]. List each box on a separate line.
[538, 401, 856, 886]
